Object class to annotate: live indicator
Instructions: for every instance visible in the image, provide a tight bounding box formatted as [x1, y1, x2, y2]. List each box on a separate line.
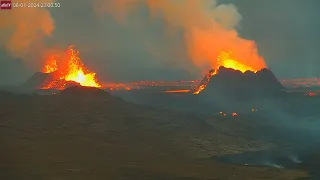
[1, 0, 11, 10]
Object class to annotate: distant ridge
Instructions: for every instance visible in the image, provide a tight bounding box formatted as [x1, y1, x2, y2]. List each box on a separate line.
[59, 86, 108, 97]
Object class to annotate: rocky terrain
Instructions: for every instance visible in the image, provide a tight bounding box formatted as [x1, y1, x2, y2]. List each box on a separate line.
[0, 86, 307, 180]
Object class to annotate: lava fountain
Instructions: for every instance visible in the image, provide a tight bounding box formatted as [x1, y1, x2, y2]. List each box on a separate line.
[216, 51, 264, 73]
[41, 46, 101, 90]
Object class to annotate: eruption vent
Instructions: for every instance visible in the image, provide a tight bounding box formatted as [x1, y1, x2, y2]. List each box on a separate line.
[93, 1, 267, 95]
[193, 50, 266, 94]
[41, 46, 101, 90]
[216, 51, 264, 73]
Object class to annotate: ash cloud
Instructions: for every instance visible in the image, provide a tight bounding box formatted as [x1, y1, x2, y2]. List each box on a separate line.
[0, 51, 30, 86]
[0, 0, 55, 84]
[0, 0, 55, 59]
[0, 0, 319, 85]
[93, 0, 266, 73]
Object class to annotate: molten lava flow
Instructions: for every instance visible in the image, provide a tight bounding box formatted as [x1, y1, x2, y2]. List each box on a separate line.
[164, 89, 191, 93]
[41, 46, 101, 90]
[193, 50, 266, 94]
[193, 69, 217, 94]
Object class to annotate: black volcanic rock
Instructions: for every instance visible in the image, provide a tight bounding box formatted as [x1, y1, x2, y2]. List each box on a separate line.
[200, 67, 285, 101]
[60, 86, 108, 97]
[21, 72, 80, 91]
[22, 72, 53, 89]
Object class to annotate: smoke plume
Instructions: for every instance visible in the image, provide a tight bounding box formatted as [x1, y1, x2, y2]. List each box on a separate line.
[93, 0, 266, 73]
[0, 0, 55, 60]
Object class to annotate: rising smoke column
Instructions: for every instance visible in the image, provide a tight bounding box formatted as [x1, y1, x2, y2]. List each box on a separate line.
[93, 0, 266, 73]
[0, 0, 55, 60]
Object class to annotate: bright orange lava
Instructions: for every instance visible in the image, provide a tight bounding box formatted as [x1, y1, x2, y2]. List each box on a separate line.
[193, 50, 266, 94]
[41, 46, 101, 90]
[193, 69, 217, 94]
[216, 51, 261, 73]
[164, 89, 191, 93]
[232, 112, 239, 117]
[43, 56, 58, 73]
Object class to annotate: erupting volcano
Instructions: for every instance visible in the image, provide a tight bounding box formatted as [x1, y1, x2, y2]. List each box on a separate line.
[40, 46, 101, 90]
[196, 66, 285, 101]
[193, 50, 266, 94]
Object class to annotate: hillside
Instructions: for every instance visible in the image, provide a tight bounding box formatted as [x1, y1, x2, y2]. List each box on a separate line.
[201, 67, 285, 101]
[0, 87, 306, 180]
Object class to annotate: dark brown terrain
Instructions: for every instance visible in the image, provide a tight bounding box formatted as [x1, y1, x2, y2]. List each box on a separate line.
[201, 67, 285, 101]
[0, 87, 307, 180]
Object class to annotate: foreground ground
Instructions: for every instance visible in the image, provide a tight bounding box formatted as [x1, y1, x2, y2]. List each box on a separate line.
[0, 87, 307, 180]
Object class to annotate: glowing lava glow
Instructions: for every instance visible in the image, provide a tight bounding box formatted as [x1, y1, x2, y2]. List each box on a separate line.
[192, 50, 266, 94]
[232, 112, 239, 117]
[217, 51, 260, 73]
[304, 91, 317, 97]
[41, 46, 101, 90]
[193, 69, 217, 94]
[164, 89, 191, 93]
[43, 56, 58, 73]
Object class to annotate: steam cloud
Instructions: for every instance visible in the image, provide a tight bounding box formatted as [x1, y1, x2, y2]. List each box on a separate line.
[93, 0, 266, 73]
[0, 0, 55, 59]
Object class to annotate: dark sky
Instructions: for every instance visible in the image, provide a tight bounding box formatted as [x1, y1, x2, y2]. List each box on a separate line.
[231, 0, 320, 78]
[0, 0, 319, 85]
